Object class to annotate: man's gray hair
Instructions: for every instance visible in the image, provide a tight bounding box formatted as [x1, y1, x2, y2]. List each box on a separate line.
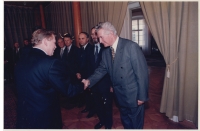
[95, 22, 117, 35]
[31, 29, 55, 45]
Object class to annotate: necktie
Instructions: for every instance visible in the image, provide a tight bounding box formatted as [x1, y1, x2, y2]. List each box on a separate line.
[16, 48, 19, 54]
[60, 48, 64, 57]
[95, 45, 98, 62]
[81, 46, 84, 54]
[110, 47, 115, 61]
[67, 47, 69, 54]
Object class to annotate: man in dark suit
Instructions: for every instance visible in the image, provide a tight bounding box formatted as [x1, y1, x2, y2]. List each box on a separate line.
[76, 32, 95, 118]
[53, 38, 65, 61]
[14, 29, 83, 129]
[82, 22, 149, 129]
[63, 33, 81, 109]
[13, 42, 21, 65]
[53, 37, 68, 61]
[63, 33, 80, 79]
[87, 27, 113, 129]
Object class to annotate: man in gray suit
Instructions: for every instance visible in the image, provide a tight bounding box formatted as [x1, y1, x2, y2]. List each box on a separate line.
[82, 22, 149, 129]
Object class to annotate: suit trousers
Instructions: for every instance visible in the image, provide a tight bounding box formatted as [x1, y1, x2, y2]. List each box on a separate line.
[93, 91, 113, 128]
[119, 104, 144, 129]
[85, 89, 95, 113]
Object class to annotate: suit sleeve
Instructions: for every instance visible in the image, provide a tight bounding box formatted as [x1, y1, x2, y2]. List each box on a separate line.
[88, 52, 108, 88]
[130, 42, 149, 101]
[48, 59, 84, 97]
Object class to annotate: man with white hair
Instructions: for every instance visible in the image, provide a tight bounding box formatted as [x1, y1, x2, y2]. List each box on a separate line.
[15, 29, 84, 129]
[82, 22, 149, 129]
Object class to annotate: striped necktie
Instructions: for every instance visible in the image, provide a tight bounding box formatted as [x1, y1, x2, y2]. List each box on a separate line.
[110, 47, 115, 61]
[95, 45, 98, 62]
[60, 48, 64, 57]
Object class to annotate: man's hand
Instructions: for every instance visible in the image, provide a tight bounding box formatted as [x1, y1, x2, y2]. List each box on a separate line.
[82, 79, 90, 90]
[76, 73, 81, 79]
[110, 87, 113, 92]
[138, 100, 144, 105]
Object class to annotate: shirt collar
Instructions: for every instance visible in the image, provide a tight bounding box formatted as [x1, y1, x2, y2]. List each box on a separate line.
[95, 43, 100, 48]
[83, 43, 88, 49]
[94, 43, 100, 53]
[61, 46, 66, 50]
[111, 36, 119, 52]
[67, 44, 72, 51]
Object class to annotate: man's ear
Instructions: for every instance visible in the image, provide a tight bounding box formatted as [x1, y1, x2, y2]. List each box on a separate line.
[43, 38, 48, 46]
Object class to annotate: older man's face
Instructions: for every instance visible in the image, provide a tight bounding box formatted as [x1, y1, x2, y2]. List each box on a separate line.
[57, 38, 65, 48]
[97, 29, 112, 47]
[79, 33, 89, 46]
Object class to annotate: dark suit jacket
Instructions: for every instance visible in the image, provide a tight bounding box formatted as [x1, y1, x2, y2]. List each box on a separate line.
[20, 44, 32, 57]
[54, 45, 80, 82]
[53, 46, 68, 62]
[15, 48, 83, 129]
[87, 44, 111, 94]
[78, 43, 93, 79]
[88, 37, 149, 108]
[13, 48, 22, 65]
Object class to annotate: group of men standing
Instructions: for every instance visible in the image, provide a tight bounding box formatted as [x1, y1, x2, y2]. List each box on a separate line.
[14, 22, 149, 129]
[52, 27, 113, 129]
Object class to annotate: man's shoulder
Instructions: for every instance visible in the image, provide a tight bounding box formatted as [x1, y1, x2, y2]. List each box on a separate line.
[86, 43, 93, 48]
[101, 46, 110, 55]
[30, 48, 56, 62]
[71, 44, 80, 51]
[119, 37, 136, 44]
[119, 37, 139, 48]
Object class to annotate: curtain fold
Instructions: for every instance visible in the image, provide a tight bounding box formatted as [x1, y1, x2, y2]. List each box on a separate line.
[4, 5, 35, 47]
[140, 2, 198, 126]
[80, 2, 128, 35]
[44, 2, 74, 36]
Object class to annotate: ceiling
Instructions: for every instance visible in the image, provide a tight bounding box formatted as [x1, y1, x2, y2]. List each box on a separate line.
[4, 1, 51, 8]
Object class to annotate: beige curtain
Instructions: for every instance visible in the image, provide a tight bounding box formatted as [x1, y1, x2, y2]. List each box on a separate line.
[44, 2, 74, 35]
[80, 2, 128, 35]
[140, 2, 198, 126]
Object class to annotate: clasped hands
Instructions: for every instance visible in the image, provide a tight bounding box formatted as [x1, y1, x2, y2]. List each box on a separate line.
[81, 79, 90, 90]
[76, 73, 89, 90]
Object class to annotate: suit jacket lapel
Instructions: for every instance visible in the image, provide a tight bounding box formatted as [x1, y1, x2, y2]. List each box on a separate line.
[113, 38, 124, 75]
[106, 47, 113, 79]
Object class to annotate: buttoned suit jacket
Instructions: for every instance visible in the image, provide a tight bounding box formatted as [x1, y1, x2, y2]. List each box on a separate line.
[15, 48, 83, 129]
[88, 37, 149, 107]
[66, 44, 80, 73]
[13, 47, 22, 65]
[79, 43, 93, 79]
[54, 45, 80, 82]
[53, 46, 68, 62]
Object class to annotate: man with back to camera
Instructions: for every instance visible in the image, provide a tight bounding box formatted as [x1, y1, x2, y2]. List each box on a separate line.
[14, 29, 84, 129]
[82, 22, 149, 129]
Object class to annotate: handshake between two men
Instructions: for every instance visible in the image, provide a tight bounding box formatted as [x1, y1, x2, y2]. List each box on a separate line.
[76, 73, 90, 90]
[81, 79, 90, 90]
